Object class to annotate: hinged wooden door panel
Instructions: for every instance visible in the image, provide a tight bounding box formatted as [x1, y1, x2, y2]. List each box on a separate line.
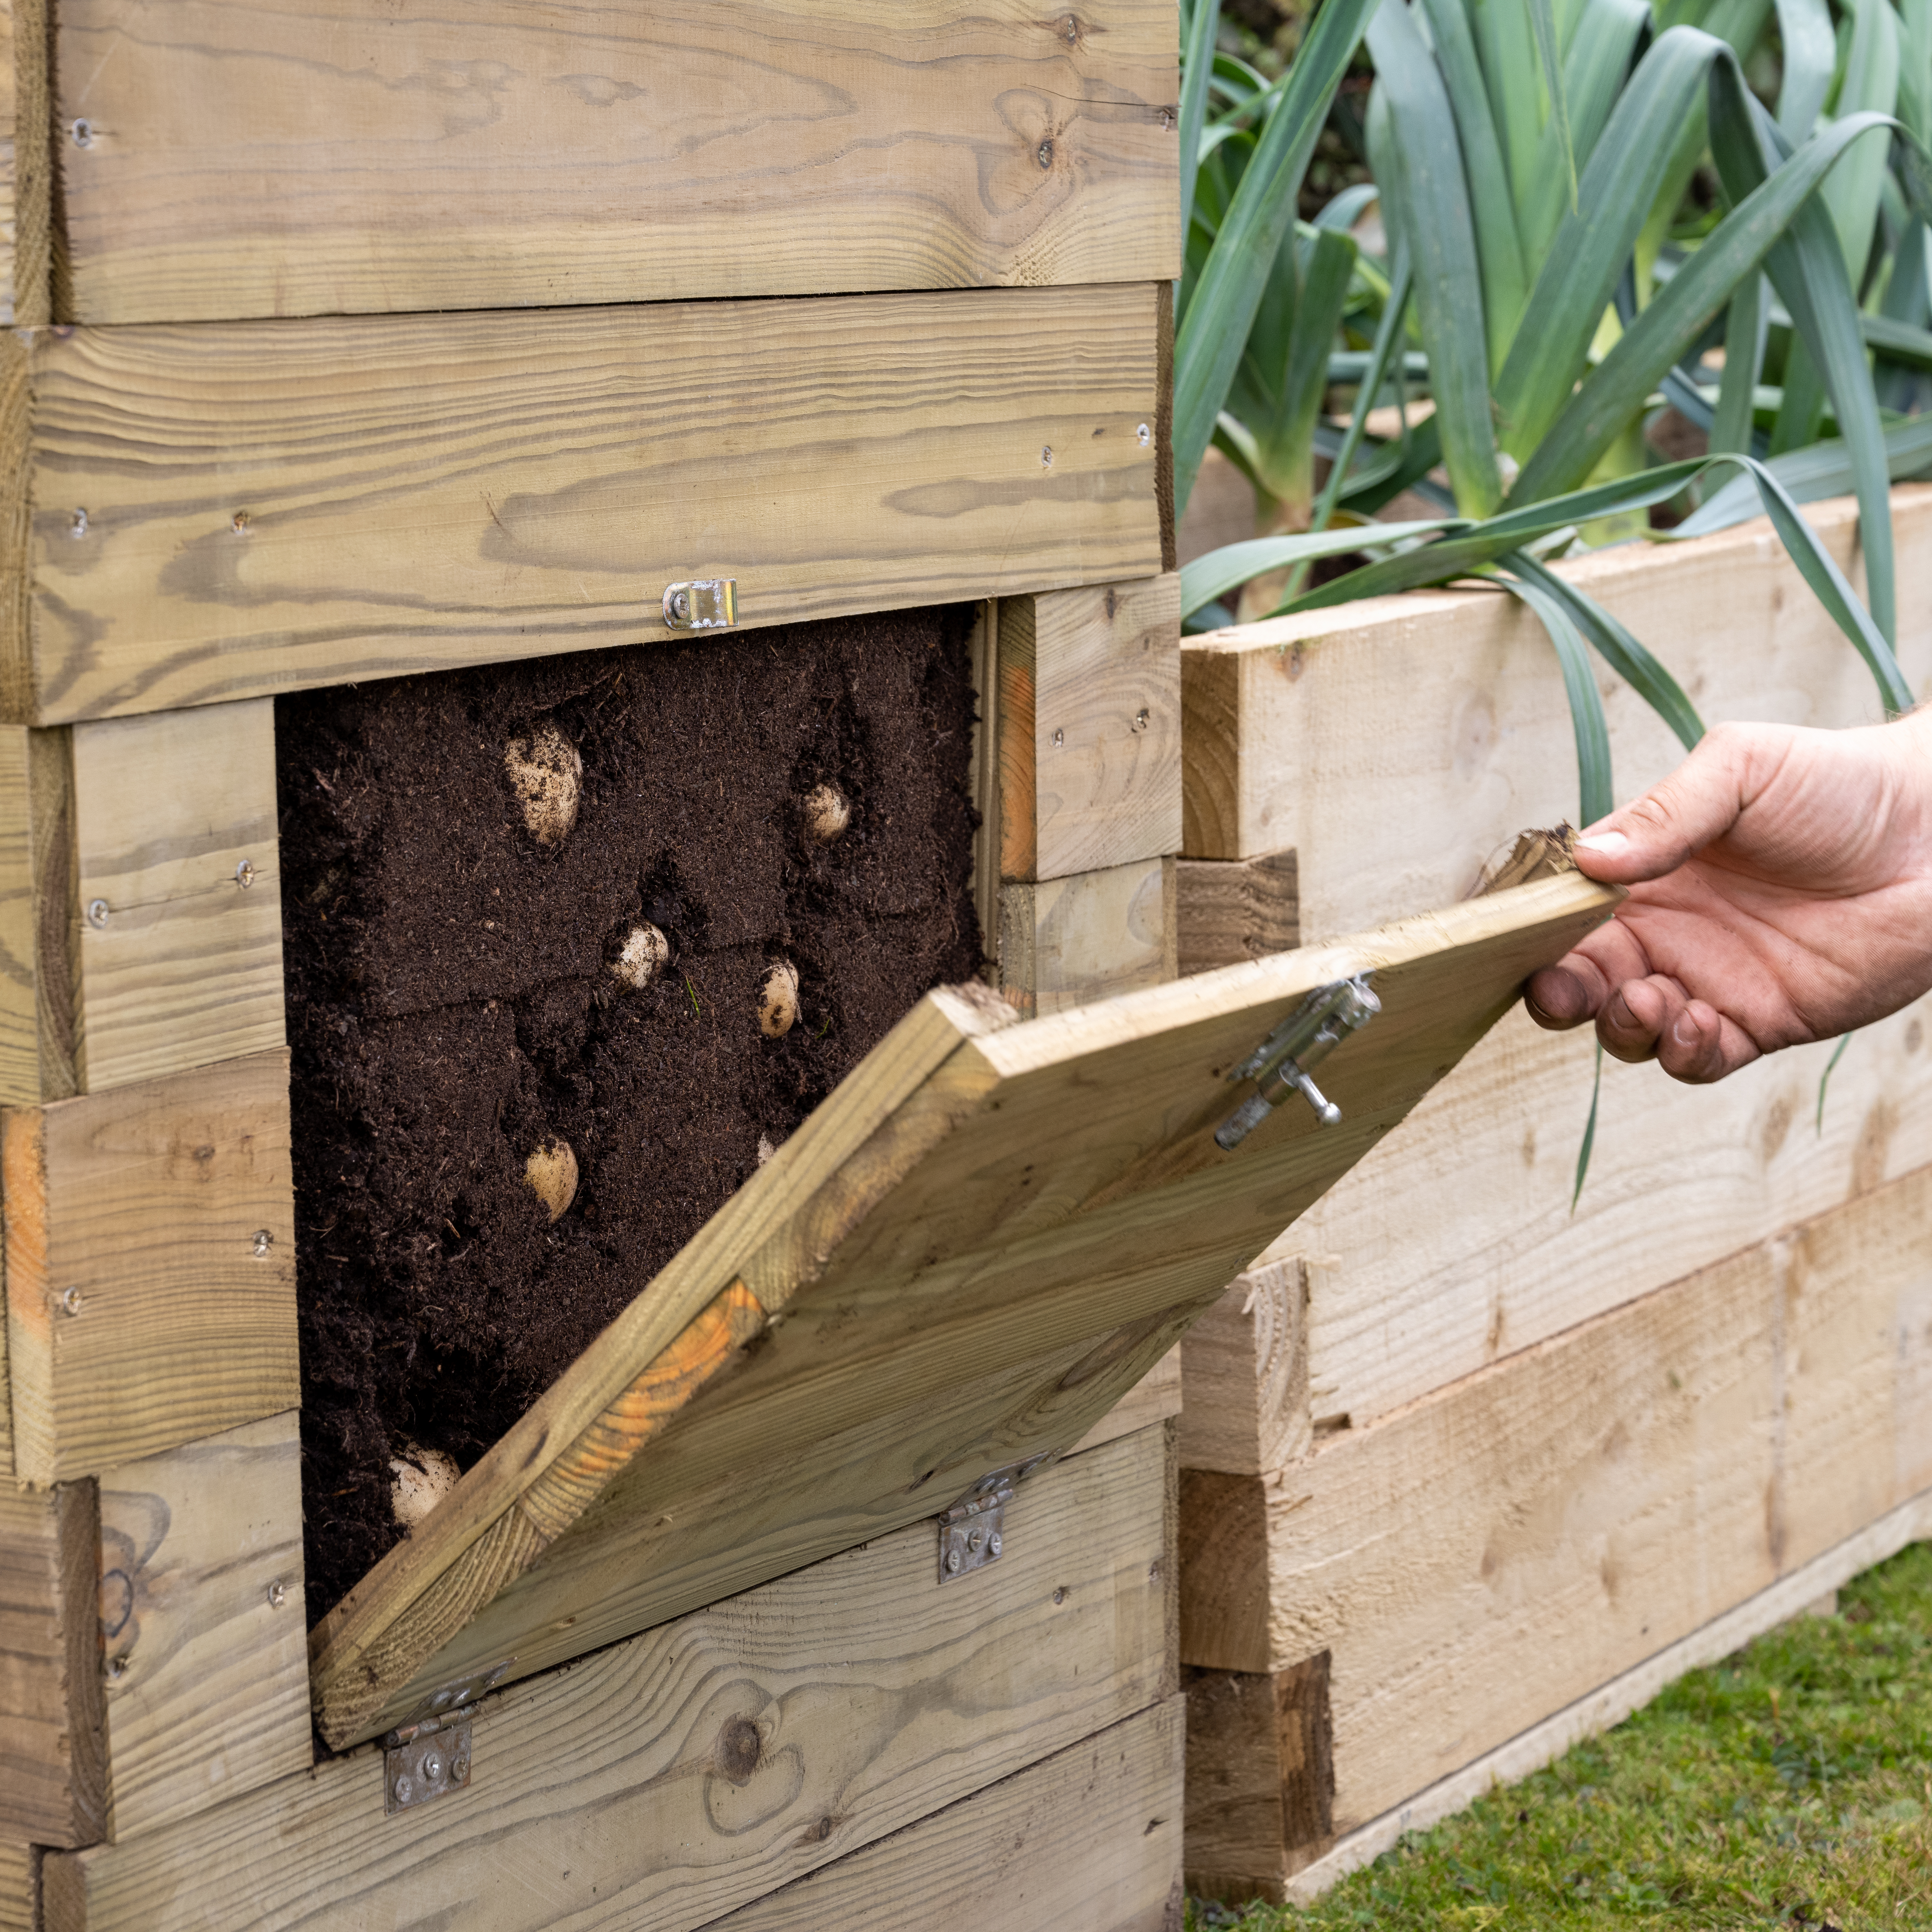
[310, 871, 1618, 1747]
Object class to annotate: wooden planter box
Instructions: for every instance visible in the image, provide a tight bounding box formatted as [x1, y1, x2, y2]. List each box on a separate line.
[1173, 486, 1932, 1903]
[0, 9, 1621, 1930]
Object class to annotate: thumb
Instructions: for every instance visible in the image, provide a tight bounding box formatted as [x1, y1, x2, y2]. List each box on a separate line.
[1569, 726, 1756, 884]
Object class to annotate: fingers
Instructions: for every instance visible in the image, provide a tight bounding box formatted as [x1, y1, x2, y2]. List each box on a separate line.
[1525, 916, 1658, 1031]
[1597, 977, 1761, 1082]
[1568, 722, 1784, 885]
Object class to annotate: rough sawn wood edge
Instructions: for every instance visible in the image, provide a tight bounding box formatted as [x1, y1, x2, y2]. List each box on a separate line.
[309, 873, 1620, 1748]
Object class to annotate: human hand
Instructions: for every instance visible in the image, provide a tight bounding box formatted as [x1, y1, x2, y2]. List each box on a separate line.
[1525, 710, 1932, 1082]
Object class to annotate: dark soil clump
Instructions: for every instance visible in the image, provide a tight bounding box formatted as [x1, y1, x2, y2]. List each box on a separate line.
[278, 609, 982, 1620]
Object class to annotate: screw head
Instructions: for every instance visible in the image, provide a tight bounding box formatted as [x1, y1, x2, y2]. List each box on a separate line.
[1040, 444, 1053, 469]
[230, 511, 250, 535]
[1159, 107, 1175, 131]
[1036, 139, 1053, 169]
[1149, 1559, 1163, 1583]
[69, 508, 88, 538]
[1052, 727, 1065, 748]
[988, 1530, 1003, 1557]
[252, 1229, 273, 1257]
[86, 898, 110, 929]
[671, 589, 690, 619]
[1133, 709, 1150, 732]
[1053, 1586, 1067, 1605]
[59, 1286, 82, 1317]
[266, 1578, 288, 1609]
[1137, 422, 1152, 446]
[70, 119, 93, 147]
[967, 1527, 983, 1553]
[945, 1546, 962, 1574]
[421, 1750, 443, 1782]
[450, 1753, 471, 1784]
[393, 1774, 413, 1805]
[235, 858, 256, 888]
[103, 1655, 127, 1682]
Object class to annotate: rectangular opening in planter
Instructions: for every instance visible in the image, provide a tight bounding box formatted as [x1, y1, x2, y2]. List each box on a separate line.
[276, 607, 983, 1617]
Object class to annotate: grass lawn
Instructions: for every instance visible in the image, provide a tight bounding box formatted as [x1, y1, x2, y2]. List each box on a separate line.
[1188, 1543, 1932, 1930]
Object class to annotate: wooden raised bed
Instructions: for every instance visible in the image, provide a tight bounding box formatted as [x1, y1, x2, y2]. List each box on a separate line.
[1173, 486, 1932, 1903]
[0, 8, 1627, 1928]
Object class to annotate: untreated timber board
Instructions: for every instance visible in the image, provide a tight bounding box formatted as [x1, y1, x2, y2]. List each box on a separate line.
[998, 575, 1183, 884]
[1239, 988, 1932, 1439]
[1, 284, 1164, 725]
[96, 1412, 309, 1843]
[1177, 1163, 1932, 1850]
[1177, 1259, 1309, 1476]
[45, 1425, 1172, 1932]
[999, 855, 1177, 1019]
[51, 0, 1180, 326]
[2, 1048, 297, 1482]
[1181, 487, 1932, 923]
[0, 1479, 102, 1845]
[712, 1702, 1185, 1932]
[1176, 850, 1298, 977]
[307, 869, 1617, 1748]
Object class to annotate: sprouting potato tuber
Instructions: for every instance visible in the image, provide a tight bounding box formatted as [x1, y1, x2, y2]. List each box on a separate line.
[611, 922, 669, 990]
[759, 960, 800, 1038]
[390, 1444, 459, 1528]
[524, 1134, 579, 1221]
[802, 782, 851, 843]
[504, 720, 582, 847]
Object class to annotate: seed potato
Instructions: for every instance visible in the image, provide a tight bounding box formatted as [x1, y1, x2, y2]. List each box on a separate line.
[759, 960, 800, 1038]
[611, 922, 670, 990]
[524, 1134, 579, 1221]
[504, 720, 582, 847]
[802, 782, 851, 843]
[390, 1444, 459, 1528]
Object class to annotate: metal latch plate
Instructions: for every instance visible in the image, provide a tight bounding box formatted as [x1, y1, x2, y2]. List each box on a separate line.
[937, 1455, 1053, 1582]
[385, 1714, 472, 1814]
[1216, 973, 1379, 1149]
[662, 578, 737, 630]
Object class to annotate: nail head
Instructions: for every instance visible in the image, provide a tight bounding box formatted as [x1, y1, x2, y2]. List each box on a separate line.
[266, 1578, 288, 1609]
[70, 119, 93, 147]
[236, 858, 256, 888]
[86, 898, 110, 929]
[59, 1286, 82, 1316]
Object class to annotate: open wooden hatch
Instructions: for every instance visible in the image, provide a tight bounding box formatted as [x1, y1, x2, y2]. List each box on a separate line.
[310, 870, 1617, 1749]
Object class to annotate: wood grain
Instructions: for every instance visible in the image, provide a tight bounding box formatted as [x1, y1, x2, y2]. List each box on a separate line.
[54, 0, 1180, 326]
[308, 872, 1617, 1748]
[1178, 1260, 1309, 1476]
[0, 722, 80, 1109]
[999, 855, 1177, 1019]
[713, 1702, 1184, 1932]
[1180, 486, 1932, 901]
[48, 1427, 1171, 1932]
[1001, 575, 1182, 883]
[96, 1412, 309, 1842]
[70, 701, 283, 1091]
[8, 284, 1164, 724]
[0, 1840, 33, 1932]
[1072, 1344, 1183, 1455]
[0, 1479, 104, 1845]
[3, 1049, 297, 1481]
[0, 0, 49, 328]
[1177, 1163, 1932, 1845]
[1176, 850, 1298, 977]
[1236, 988, 1932, 1437]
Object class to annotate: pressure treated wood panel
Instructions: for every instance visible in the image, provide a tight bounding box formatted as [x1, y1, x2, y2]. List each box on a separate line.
[47, 1428, 1171, 1932]
[1181, 488, 1932, 919]
[54, 0, 1180, 326]
[308, 871, 1617, 1748]
[0, 723, 80, 1108]
[1176, 850, 1298, 976]
[0, 1841, 32, 1932]
[0, 0, 49, 328]
[96, 1412, 308, 1842]
[999, 855, 1176, 1018]
[0, 1480, 103, 1845]
[1072, 1344, 1183, 1456]
[999, 576, 1182, 883]
[1236, 989, 1932, 1436]
[1177, 1164, 1932, 1840]
[2, 284, 1164, 725]
[69, 701, 283, 1091]
[715, 1702, 1185, 1932]
[2, 1049, 297, 1482]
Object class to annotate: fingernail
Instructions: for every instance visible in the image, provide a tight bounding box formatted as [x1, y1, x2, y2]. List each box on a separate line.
[1575, 831, 1630, 855]
[1671, 1012, 1699, 1048]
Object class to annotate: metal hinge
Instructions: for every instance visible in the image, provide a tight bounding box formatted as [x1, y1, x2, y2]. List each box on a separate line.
[381, 1658, 513, 1813]
[662, 578, 737, 630]
[937, 1455, 1054, 1583]
[1215, 973, 1380, 1150]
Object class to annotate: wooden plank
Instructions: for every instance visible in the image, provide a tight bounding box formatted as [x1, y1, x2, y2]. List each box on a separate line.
[0, 1840, 33, 1932]
[1072, 1344, 1183, 1455]
[96, 1413, 308, 1842]
[999, 856, 1176, 1019]
[1176, 1163, 1932, 1851]
[1285, 1483, 1932, 1905]
[3, 1050, 297, 1482]
[1177, 1261, 1308, 1476]
[998, 576, 1182, 884]
[1180, 487, 1932, 920]
[1176, 851, 1298, 977]
[0, 721, 80, 1113]
[0, 0, 49, 328]
[713, 1701, 1184, 1932]
[48, 1427, 1171, 1932]
[1236, 987, 1932, 1437]
[67, 702, 283, 1092]
[53, 0, 1180, 327]
[0, 1480, 104, 1846]
[6, 284, 1164, 725]
[307, 870, 1618, 1748]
